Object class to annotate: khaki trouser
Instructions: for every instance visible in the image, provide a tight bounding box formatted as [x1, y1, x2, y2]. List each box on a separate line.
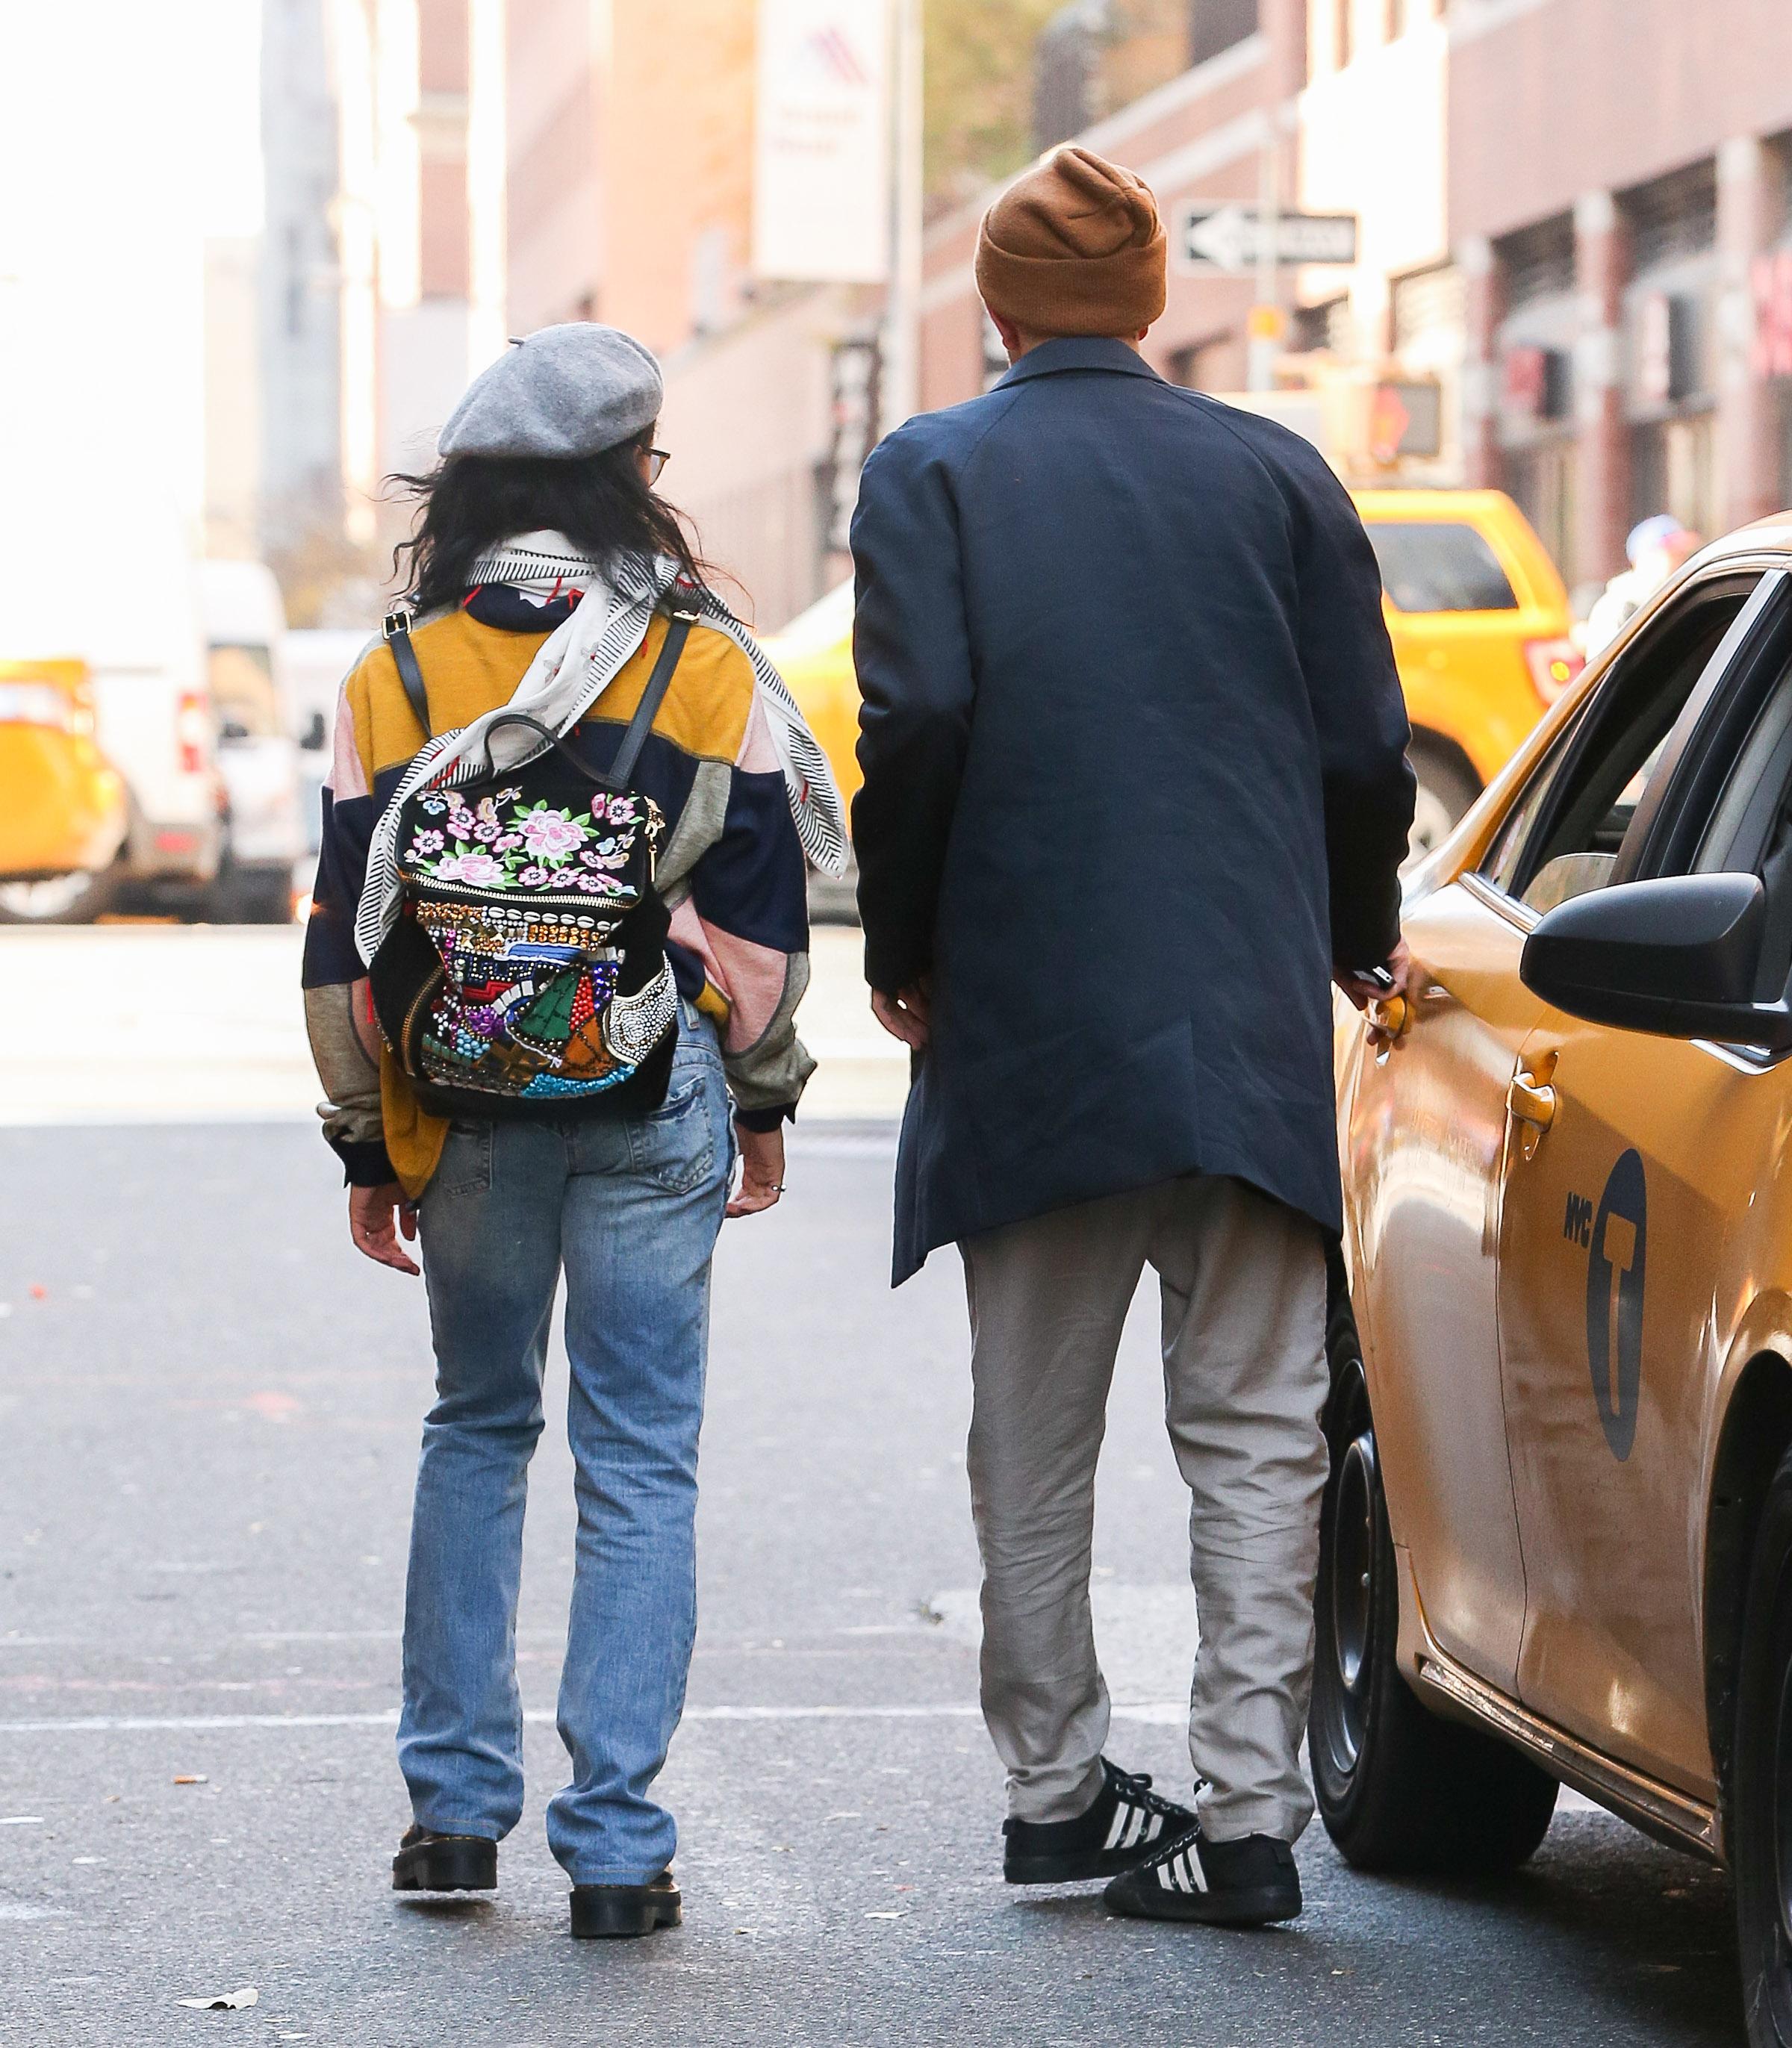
[960, 1174, 1329, 1844]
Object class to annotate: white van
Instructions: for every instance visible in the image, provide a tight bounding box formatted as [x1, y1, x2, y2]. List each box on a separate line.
[199, 561, 306, 921]
[0, 491, 223, 922]
[284, 626, 371, 859]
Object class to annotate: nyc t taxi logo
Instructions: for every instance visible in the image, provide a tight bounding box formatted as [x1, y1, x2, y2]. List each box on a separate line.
[1564, 1151, 1648, 1460]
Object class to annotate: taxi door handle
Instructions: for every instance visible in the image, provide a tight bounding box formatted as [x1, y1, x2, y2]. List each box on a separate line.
[1367, 993, 1409, 1041]
[1508, 1070, 1557, 1133]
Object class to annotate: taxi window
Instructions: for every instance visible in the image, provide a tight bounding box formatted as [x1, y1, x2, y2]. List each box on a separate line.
[1479, 581, 1755, 912]
[1366, 523, 1518, 614]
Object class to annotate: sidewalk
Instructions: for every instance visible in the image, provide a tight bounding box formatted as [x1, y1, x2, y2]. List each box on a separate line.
[0, 924, 906, 1124]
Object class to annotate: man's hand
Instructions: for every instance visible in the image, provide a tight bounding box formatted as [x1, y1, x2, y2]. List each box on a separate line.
[1334, 939, 1410, 1013]
[728, 1121, 785, 1218]
[349, 1181, 420, 1275]
[871, 978, 932, 1053]
[1335, 940, 1413, 1048]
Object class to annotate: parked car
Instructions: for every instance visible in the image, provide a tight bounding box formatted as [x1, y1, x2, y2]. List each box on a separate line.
[760, 579, 861, 921]
[1322, 513, 1792, 2044]
[0, 659, 128, 921]
[0, 494, 221, 922]
[1354, 486, 1581, 856]
[199, 561, 305, 922]
[762, 486, 1577, 877]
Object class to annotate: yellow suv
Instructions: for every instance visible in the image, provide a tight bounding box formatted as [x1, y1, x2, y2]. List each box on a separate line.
[766, 489, 1577, 869]
[1353, 488, 1579, 859]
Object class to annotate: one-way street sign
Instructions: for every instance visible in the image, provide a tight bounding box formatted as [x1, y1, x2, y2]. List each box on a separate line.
[1177, 202, 1358, 275]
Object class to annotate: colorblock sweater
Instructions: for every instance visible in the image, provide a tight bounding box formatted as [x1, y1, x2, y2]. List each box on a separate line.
[301, 590, 815, 1197]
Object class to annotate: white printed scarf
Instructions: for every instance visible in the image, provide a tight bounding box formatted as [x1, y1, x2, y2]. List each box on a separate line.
[353, 533, 848, 968]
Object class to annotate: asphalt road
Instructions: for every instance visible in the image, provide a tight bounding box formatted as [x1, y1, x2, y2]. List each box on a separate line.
[0, 1013, 1748, 2044]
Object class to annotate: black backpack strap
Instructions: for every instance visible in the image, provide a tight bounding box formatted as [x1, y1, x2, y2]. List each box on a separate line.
[383, 606, 430, 734]
[600, 607, 697, 792]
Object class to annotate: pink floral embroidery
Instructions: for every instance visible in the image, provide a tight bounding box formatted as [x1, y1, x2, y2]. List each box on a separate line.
[517, 806, 588, 862]
[432, 850, 505, 887]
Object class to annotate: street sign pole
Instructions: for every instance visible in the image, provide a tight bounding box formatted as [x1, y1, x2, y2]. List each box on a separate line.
[1249, 123, 1279, 393]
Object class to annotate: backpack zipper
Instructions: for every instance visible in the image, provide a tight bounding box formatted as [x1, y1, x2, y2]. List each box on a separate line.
[402, 962, 445, 1071]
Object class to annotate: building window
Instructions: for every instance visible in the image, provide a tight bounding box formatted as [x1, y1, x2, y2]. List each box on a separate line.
[1189, 0, 1258, 67]
[1504, 441, 1578, 590]
[1630, 413, 1719, 538]
[1290, 298, 1351, 355]
[1392, 264, 1466, 354]
[1622, 160, 1718, 271]
[1500, 214, 1576, 309]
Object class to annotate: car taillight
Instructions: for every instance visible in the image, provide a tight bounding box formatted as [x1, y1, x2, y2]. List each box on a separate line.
[176, 691, 212, 776]
[1525, 637, 1584, 705]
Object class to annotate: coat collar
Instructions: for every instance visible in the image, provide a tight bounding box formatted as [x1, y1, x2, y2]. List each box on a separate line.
[995, 337, 1163, 388]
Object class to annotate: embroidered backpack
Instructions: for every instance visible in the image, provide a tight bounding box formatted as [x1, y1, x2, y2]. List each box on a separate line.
[367, 607, 694, 1121]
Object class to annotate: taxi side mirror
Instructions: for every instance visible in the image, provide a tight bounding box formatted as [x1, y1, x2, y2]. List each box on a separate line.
[1520, 872, 1792, 1053]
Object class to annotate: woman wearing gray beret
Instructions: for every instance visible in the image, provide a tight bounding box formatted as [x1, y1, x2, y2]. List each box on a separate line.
[302, 323, 844, 1939]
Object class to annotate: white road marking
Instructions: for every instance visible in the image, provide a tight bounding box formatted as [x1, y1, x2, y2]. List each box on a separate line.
[0, 1702, 1189, 1736]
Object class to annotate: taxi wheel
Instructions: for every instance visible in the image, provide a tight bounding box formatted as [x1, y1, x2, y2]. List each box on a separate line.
[1732, 1448, 1792, 2046]
[0, 866, 117, 924]
[1312, 1303, 1558, 1875]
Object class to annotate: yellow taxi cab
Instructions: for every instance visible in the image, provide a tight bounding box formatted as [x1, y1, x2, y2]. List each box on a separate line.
[765, 488, 1576, 865]
[762, 579, 862, 813]
[1353, 487, 1580, 856]
[1322, 514, 1792, 2044]
[0, 659, 128, 921]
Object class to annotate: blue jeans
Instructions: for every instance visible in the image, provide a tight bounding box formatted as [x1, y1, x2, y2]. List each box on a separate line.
[399, 1011, 732, 1885]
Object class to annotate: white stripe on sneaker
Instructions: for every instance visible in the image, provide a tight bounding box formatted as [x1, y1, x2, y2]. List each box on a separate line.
[1154, 1844, 1209, 1894]
[1104, 1804, 1131, 1852]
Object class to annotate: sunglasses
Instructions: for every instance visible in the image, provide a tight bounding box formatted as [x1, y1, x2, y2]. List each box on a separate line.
[645, 447, 671, 485]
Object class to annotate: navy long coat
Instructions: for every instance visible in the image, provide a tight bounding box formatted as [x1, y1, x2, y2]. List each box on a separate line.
[850, 338, 1414, 1284]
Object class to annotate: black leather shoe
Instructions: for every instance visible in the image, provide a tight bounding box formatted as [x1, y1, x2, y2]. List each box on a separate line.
[1104, 1824, 1301, 1926]
[391, 1824, 497, 1893]
[1002, 1758, 1198, 1884]
[570, 1872, 682, 1939]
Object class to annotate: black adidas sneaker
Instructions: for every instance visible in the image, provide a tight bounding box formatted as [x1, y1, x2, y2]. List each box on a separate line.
[1102, 1823, 1301, 1926]
[1002, 1758, 1198, 1884]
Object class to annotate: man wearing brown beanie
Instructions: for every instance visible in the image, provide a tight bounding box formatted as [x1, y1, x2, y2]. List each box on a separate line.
[850, 146, 1414, 1931]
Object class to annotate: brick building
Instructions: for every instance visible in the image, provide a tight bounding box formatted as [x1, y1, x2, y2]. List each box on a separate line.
[444, 0, 1792, 626]
[1452, 0, 1792, 591]
[504, 0, 759, 352]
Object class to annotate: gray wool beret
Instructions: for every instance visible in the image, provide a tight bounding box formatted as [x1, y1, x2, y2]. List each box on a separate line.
[438, 323, 665, 461]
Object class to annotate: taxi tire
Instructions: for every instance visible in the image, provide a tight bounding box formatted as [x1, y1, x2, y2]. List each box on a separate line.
[1312, 1293, 1558, 1876]
[1732, 1447, 1792, 2047]
[0, 863, 118, 925]
[1406, 738, 1479, 866]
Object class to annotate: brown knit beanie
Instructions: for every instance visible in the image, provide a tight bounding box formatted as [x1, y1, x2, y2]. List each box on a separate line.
[975, 146, 1167, 338]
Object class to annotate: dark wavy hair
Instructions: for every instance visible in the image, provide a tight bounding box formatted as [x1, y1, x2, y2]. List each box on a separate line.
[388, 433, 712, 616]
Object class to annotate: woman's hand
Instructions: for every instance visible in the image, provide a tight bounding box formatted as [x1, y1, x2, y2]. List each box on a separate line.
[728, 1122, 785, 1218]
[349, 1182, 420, 1275]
